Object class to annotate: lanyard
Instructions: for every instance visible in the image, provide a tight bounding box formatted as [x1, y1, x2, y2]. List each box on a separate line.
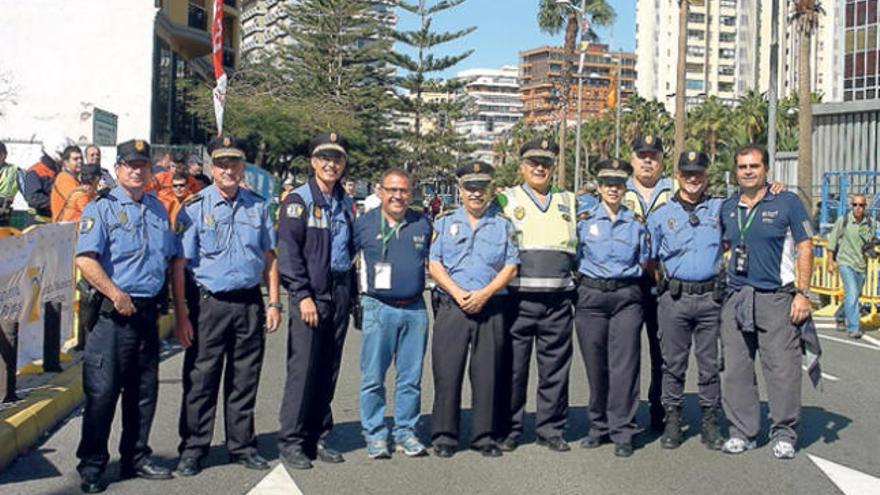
[736, 204, 760, 242]
[379, 214, 405, 259]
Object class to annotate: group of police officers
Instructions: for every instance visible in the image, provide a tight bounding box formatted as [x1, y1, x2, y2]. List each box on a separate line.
[72, 129, 815, 493]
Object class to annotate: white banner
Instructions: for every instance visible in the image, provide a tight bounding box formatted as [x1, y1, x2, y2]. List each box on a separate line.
[0, 223, 76, 370]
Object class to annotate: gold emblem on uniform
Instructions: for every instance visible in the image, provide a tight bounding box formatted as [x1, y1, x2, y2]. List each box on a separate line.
[204, 213, 215, 226]
[562, 213, 571, 222]
[313, 205, 322, 219]
[541, 140, 549, 149]
[688, 151, 697, 161]
[80, 217, 94, 233]
[134, 140, 145, 151]
[116, 211, 128, 225]
[645, 135, 654, 145]
[330, 132, 338, 142]
[514, 206, 525, 220]
[223, 136, 231, 147]
[473, 163, 481, 173]
[625, 200, 635, 210]
[668, 218, 676, 229]
[286, 204, 304, 218]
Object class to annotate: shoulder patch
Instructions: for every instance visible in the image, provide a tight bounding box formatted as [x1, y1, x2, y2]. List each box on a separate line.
[434, 210, 453, 220]
[80, 217, 95, 233]
[286, 203, 305, 218]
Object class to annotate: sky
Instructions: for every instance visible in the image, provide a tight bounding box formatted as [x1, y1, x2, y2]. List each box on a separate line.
[394, 0, 636, 79]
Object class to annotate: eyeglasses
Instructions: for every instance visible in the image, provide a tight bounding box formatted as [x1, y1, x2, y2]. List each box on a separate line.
[382, 187, 411, 196]
[172, 184, 187, 189]
[524, 161, 553, 169]
[852, 202, 867, 207]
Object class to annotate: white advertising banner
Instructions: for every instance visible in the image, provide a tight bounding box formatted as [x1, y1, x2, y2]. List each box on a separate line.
[0, 223, 76, 370]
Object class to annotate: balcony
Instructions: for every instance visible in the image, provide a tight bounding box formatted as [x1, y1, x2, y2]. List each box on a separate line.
[156, 9, 212, 60]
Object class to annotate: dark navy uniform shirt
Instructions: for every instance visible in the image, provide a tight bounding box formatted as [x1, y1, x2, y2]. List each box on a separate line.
[177, 184, 276, 293]
[353, 208, 431, 301]
[577, 202, 649, 279]
[721, 188, 812, 290]
[429, 204, 519, 293]
[77, 186, 176, 298]
[648, 195, 724, 282]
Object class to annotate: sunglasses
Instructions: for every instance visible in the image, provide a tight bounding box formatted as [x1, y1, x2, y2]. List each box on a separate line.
[172, 184, 187, 189]
[852, 202, 867, 207]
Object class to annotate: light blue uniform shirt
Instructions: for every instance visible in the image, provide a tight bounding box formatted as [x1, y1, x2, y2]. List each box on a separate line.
[177, 185, 276, 293]
[577, 193, 599, 214]
[323, 192, 353, 272]
[77, 186, 176, 297]
[429, 204, 520, 293]
[648, 196, 724, 282]
[577, 202, 649, 279]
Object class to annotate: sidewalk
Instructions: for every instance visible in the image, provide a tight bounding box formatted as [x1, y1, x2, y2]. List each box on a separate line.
[0, 314, 174, 471]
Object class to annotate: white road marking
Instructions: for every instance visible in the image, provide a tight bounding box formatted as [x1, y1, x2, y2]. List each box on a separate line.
[803, 366, 841, 382]
[808, 454, 880, 495]
[247, 464, 304, 495]
[818, 334, 880, 351]
[861, 335, 880, 348]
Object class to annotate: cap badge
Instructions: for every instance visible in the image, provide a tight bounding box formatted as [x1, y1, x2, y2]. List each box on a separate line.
[541, 140, 549, 149]
[134, 140, 144, 151]
[611, 160, 619, 169]
[223, 137, 231, 147]
[330, 132, 338, 143]
[645, 135, 654, 145]
[473, 163, 481, 173]
[688, 151, 697, 161]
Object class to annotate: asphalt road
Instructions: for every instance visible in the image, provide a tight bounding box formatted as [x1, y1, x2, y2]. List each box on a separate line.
[1, 300, 879, 495]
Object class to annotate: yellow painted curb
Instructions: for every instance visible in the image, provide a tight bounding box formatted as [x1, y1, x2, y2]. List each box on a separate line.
[0, 314, 175, 471]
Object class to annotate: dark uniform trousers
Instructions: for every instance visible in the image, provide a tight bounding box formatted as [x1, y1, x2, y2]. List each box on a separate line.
[721, 290, 802, 443]
[639, 276, 663, 416]
[278, 273, 351, 456]
[76, 298, 159, 476]
[178, 285, 266, 459]
[574, 283, 643, 444]
[657, 292, 721, 407]
[503, 292, 573, 441]
[431, 292, 504, 448]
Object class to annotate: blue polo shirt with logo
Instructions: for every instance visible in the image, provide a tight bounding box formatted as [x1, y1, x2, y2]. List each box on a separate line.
[353, 208, 432, 301]
[721, 188, 813, 290]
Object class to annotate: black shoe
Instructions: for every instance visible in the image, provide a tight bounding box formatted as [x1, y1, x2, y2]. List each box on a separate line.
[661, 406, 683, 449]
[280, 448, 313, 470]
[120, 461, 173, 480]
[700, 406, 725, 451]
[614, 442, 634, 458]
[536, 436, 571, 452]
[433, 444, 456, 458]
[231, 453, 270, 471]
[80, 472, 105, 493]
[316, 441, 345, 464]
[580, 434, 610, 449]
[498, 436, 519, 452]
[650, 406, 665, 431]
[176, 456, 201, 477]
[471, 444, 502, 458]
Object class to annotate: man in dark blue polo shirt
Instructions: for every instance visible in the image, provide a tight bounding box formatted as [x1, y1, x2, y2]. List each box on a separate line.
[353, 168, 432, 460]
[719, 144, 814, 460]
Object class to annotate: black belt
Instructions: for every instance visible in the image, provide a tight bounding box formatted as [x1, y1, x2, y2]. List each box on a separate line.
[579, 276, 640, 291]
[199, 285, 261, 302]
[374, 295, 421, 307]
[100, 295, 158, 314]
[668, 278, 715, 295]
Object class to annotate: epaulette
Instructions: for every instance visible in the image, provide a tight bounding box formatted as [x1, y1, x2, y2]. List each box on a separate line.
[634, 213, 646, 224]
[245, 188, 265, 201]
[94, 190, 113, 201]
[183, 193, 203, 206]
[577, 211, 592, 222]
[434, 210, 453, 220]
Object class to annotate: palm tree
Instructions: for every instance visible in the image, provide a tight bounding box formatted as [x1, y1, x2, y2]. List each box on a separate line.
[673, 0, 689, 170]
[537, 0, 615, 189]
[789, 0, 824, 205]
[688, 96, 729, 166]
[737, 89, 767, 143]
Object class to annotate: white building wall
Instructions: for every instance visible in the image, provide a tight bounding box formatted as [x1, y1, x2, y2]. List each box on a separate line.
[0, 0, 157, 145]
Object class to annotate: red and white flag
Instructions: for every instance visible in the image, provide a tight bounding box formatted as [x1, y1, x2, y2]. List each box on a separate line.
[211, 0, 227, 135]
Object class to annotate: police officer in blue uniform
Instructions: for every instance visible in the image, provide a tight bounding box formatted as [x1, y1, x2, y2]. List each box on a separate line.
[277, 132, 355, 470]
[647, 151, 725, 451]
[75, 139, 176, 493]
[575, 158, 649, 458]
[172, 135, 281, 476]
[429, 161, 519, 459]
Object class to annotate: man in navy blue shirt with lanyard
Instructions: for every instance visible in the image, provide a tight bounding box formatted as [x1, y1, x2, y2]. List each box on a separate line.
[172, 135, 281, 476]
[429, 161, 519, 459]
[720, 144, 813, 460]
[277, 132, 355, 471]
[353, 168, 432, 460]
[75, 139, 177, 493]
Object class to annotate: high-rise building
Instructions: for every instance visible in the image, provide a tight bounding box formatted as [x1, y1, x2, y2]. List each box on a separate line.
[842, 0, 879, 101]
[636, 0, 844, 108]
[453, 67, 523, 164]
[519, 44, 636, 124]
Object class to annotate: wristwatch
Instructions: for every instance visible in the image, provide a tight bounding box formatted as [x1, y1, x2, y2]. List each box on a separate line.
[268, 302, 283, 311]
[795, 288, 812, 299]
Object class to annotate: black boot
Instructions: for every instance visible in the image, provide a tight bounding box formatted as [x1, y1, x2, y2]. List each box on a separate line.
[660, 406, 682, 449]
[700, 406, 724, 450]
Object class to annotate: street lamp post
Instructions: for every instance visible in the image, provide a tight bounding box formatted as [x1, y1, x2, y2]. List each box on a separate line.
[557, 0, 588, 192]
[614, 54, 622, 157]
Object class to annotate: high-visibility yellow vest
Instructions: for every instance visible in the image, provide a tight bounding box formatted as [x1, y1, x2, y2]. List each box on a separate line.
[623, 176, 678, 219]
[498, 184, 577, 292]
[0, 164, 18, 198]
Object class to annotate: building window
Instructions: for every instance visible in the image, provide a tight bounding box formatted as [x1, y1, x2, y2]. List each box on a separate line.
[720, 16, 736, 27]
[686, 63, 704, 73]
[719, 48, 735, 59]
[688, 29, 705, 40]
[719, 32, 736, 43]
[687, 45, 706, 57]
[688, 13, 706, 23]
[719, 65, 735, 76]
[686, 79, 704, 90]
[719, 82, 734, 93]
[188, 0, 207, 31]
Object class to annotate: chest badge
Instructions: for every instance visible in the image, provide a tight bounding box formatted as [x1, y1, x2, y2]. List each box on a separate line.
[450, 223, 459, 237]
[514, 206, 525, 220]
[589, 224, 599, 236]
[313, 205, 323, 219]
[204, 213, 215, 227]
[116, 211, 128, 225]
[667, 218, 676, 230]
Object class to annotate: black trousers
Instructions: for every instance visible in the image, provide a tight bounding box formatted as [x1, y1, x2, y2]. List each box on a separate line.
[178, 286, 266, 458]
[640, 276, 663, 414]
[502, 291, 573, 441]
[76, 299, 159, 476]
[574, 283, 643, 444]
[431, 293, 504, 448]
[278, 276, 351, 456]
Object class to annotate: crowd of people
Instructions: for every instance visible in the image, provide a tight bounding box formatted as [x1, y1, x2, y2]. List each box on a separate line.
[0, 130, 834, 494]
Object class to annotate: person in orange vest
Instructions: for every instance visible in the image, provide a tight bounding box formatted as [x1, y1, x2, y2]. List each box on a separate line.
[51, 145, 84, 221]
[56, 163, 101, 223]
[147, 151, 201, 213]
[24, 135, 70, 222]
[168, 173, 191, 227]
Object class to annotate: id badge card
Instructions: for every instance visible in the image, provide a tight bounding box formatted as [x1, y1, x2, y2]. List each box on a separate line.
[374, 262, 392, 290]
[734, 245, 749, 275]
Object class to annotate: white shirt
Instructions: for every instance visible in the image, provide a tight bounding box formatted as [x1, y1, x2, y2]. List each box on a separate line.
[364, 193, 381, 213]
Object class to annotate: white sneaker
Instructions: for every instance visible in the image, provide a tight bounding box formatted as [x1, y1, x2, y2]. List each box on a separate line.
[772, 439, 796, 460]
[721, 437, 756, 454]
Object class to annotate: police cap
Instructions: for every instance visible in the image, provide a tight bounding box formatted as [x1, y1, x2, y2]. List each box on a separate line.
[456, 161, 494, 189]
[678, 150, 710, 173]
[117, 139, 151, 163]
[208, 135, 246, 161]
[595, 158, 632, 185]
[519, 138, 558, 165]
[632, 134, 663, 154]
[309, 132, 347, 157]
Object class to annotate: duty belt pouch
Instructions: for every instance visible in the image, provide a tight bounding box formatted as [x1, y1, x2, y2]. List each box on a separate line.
[352, 297, 363, 331]
[76, 279, 103, 332]
[713, 275, 726, 303]
[668, 279, 683, 300]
